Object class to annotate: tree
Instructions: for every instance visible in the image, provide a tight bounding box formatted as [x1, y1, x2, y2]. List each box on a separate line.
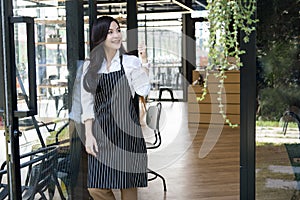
[256, 0, 300, 120]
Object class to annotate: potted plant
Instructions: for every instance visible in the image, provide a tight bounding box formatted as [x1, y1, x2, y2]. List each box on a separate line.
[197, 0, 257, 127]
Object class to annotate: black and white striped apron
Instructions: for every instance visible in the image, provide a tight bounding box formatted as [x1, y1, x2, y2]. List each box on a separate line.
[88, 56, 148, 189]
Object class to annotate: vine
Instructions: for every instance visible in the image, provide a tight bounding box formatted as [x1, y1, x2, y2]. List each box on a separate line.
[197, 0, 258, 127]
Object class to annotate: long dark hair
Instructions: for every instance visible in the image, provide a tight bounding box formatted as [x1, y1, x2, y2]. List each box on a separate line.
[83, 16, 126, 93]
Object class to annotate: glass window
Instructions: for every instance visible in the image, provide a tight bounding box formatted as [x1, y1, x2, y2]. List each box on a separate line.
[256, 1, 300, 199]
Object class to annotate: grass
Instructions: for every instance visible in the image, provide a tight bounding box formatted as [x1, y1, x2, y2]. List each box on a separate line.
[46, 125, 69, 145]
[31, 125, 70, 151]
[255, 119, 300, 199]
[256, 143, 299, 200]
[256, 120, 298, 128]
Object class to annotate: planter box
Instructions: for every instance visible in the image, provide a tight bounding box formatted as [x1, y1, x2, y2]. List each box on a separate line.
[188, 70, 240, 126]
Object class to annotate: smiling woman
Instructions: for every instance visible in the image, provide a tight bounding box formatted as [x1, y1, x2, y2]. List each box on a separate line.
[103, 21, 122, 72]
[81, 16, 151, 200]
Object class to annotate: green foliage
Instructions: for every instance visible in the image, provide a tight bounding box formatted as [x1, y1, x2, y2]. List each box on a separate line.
[259, 87, 300, 120]
[257, 0, 300, 56]
[259, 88, 286, 120]
[256, 120, 280, 127]
[261, 41, 299, 88]
[198, 0, 257, 127]
[206, 0, 257, 70]
[256, 120, 298, 128]
[46, 126, 69, 145]
[256, 0, 300, 120]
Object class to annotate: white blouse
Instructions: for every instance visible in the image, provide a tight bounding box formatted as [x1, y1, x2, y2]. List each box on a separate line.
[81, 50, 150, 123]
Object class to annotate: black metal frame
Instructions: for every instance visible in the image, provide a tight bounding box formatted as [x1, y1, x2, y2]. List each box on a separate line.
[182, 10, 196, 101]
[240, 14, 257, 200]
[10, 17, 37, 117]
[1, 0, 23, 198]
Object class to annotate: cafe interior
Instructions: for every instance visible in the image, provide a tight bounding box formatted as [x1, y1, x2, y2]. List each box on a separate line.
[3, 0, 295, 199]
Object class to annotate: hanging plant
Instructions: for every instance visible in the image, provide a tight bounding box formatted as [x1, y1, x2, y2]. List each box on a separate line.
[197, 0, 258, 127]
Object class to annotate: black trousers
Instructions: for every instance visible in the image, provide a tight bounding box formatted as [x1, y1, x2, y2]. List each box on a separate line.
[68, 120, 90, 199]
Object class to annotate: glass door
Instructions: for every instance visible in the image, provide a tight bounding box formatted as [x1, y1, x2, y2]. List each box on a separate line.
[10, 0, 69, 151]
[256, 1, 300, 199]
[1, 1, 71, 199]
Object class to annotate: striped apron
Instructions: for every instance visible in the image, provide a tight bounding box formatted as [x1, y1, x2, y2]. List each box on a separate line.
[88, 56, 148, 189]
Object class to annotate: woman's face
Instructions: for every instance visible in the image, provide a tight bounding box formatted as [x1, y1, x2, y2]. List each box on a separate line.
[103, 21, 122, 51]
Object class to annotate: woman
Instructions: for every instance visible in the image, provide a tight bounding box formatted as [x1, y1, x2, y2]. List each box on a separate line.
[81, 16, 150, 200]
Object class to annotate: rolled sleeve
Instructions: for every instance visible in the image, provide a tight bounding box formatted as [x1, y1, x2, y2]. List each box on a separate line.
[131, 68, 151, 96]
[80, 61, 95, 123]
[123, 55, 151, 97]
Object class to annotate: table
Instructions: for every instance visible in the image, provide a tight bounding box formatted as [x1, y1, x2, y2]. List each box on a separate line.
[21, 117, 67, 131]
[38, 82, 67, 89]
[0, 117, 68, 146]
[38, 82, 67, 97]
[38, 83, 68, 114]
[0, 117, 66, 131]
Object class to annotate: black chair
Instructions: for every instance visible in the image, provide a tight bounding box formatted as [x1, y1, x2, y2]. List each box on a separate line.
[0, 171, 8, 199]
[0, 169, 8, 200]
[146, 102, 163, 149]
[54, 141, 71, 198]
[57, 91, 68, 118]
[158, 86, 175, 102]
[145, 102, 167, 191]
[282, 106, 300, 138]
[0, 145, 66, 200]
[285, 144, 300, 198]
[44, 75, 68, 116]
[41, 93, 72, 197]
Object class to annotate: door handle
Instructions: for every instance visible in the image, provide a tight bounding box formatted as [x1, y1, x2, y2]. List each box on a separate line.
[10, 17, 37, 117]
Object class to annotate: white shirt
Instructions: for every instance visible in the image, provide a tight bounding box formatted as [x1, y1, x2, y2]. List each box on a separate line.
[81, 50, 150, 123]
[69, 60, 84, 123]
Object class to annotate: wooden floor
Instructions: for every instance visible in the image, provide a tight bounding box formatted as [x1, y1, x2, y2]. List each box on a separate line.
[5, 101, 300, 199]
[115, 102, 240, 200]
[37, 101, 240, 200]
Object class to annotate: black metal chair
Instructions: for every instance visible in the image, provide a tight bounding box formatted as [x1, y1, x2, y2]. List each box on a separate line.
[282, 106, 300, 138]
[145, 102, 167, 191]
[0, 169, 8, 199]
[158, 86, 175, 102]
[285, 144, 300, 198]
[0, 145, 66, 200]
[57, 91, 68, 118]
[43, 75, 68, 116]
[40, 88, 74, 198]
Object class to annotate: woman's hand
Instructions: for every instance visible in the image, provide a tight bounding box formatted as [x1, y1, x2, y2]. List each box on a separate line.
[84, 119, 98, 157]
[85, 133, 98, 157]
[138, 43, 147, 63]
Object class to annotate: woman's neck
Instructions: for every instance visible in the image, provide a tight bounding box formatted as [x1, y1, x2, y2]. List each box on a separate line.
[104, 49, 117, 63]
[104, 49, 117, 72]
